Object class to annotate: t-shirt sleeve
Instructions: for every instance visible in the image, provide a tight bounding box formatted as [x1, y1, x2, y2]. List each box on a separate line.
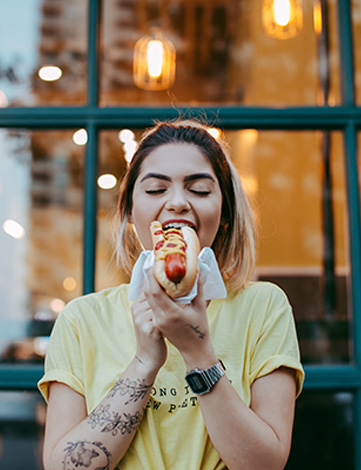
[249, 284, 304, 397]
[38, 303, 85, 402]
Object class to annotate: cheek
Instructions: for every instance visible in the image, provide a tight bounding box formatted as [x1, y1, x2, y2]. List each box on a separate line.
[200, 204, 223, 245]
[131, 204, 158, 250]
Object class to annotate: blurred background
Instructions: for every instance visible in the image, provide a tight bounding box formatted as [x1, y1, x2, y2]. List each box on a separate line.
[0, 0, 360, 468]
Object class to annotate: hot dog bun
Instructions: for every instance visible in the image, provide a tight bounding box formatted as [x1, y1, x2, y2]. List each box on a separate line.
[150, 221, 200, 298]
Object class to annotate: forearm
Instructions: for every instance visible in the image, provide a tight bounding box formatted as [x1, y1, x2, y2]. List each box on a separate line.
[44, 357, 158, 470]
[198, 379, 287, 470]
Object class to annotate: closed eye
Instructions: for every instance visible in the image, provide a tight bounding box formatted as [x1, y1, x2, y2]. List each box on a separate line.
[145, 189, 167, 195]
[189, 189, 211, 196]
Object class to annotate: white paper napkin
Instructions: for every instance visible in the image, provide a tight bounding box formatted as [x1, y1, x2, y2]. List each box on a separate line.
[128, 247, 227, 303]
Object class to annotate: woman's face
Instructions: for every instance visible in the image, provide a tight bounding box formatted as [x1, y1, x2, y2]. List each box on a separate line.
[131, 143, 223, 251]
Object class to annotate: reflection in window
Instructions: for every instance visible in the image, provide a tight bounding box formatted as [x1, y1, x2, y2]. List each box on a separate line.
[250, 131, 351, 365]
[0, 0, 88, 107]
[0, 391, 45, 470]
[226, 129, 351, 365]
[100, 0, 340, 106]
[95, 128, 352, 365]
[286, 391, 354, 469]
[0, 130, 84, 363]
[95, 130, 140, 292]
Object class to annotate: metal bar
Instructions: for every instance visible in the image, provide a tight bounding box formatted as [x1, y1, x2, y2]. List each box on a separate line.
[303, 365, 361, 390]
[81, 0, 101, 294]
[343, 122, 361, 470]
[87, 0, 101, 107]
[337, 0, 355, 105]
[1, 363, 360, 391]
[0, 106, 361, 129]
[343, 123, 361, 366]
[0, 365, 44, 391]
[355, 388, 361, 469]
[82, 122, 98, 294]
[321, 131, 336, 318]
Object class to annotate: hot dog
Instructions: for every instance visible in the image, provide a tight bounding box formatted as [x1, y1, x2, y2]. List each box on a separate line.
[150, 221, 200, 298]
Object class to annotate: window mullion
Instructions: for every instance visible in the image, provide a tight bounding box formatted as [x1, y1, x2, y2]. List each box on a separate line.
[343, 121, 361, 470]
[83, 123, 98, 295]
[343, 123, 361, 364]
[87, 0, 101, 107]
[337, 0, 355, 105]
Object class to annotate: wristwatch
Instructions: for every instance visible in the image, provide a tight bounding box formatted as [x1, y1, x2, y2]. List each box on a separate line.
[185, 361, 225, 395]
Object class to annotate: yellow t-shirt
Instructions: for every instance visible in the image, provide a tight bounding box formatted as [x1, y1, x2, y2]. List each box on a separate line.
[38, 281, 304, 470]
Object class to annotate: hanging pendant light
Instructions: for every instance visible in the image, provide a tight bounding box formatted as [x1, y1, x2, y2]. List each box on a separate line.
[262, 0, 303, 39]
[313, 0, 323, 35]
[133, 29, 176, 91]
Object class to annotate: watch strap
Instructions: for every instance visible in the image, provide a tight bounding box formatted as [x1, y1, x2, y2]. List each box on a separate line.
[202, 362, 224, 388]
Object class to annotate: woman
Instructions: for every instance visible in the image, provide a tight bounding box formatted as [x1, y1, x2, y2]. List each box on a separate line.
[38, 120, 304, 470]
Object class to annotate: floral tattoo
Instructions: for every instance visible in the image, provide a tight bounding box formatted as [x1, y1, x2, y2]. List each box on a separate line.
[62, 440, 111, 470]
[88, 405, 143, 436]
[107, 377, 151, 404]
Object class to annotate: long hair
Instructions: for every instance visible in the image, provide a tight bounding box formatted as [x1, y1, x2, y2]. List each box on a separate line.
[114, 119, 256, 294]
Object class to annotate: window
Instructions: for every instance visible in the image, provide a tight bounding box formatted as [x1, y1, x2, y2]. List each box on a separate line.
[0, 1, 360, 468]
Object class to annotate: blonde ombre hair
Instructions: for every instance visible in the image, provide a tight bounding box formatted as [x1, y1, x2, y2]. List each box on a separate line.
[114, 119, 256, 294]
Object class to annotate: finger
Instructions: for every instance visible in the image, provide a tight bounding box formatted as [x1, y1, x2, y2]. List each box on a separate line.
[146, 268, 166, 295]
[145, 269, 177, 311]
[132, 298, 153, 323]
[187, 277, 206, 311]
[197, 273, 206, 298]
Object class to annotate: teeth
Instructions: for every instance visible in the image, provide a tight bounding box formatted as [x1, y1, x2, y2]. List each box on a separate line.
[163, 222, 194, 231]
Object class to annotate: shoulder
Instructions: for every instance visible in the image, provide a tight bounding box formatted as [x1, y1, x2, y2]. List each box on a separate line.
[228, 281, 290, 306]
[59, 284, 130, 324]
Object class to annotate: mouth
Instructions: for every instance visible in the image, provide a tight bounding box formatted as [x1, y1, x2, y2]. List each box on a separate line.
[162, 220, 197, 232]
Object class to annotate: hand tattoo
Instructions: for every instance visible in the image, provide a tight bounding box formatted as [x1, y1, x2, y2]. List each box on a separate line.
[135, 355, 145, 365]
[186, 324, 206, 339]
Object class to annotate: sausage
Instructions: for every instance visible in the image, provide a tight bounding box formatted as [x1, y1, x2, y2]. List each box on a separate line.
[165, 253, 186, 283]
[150, 221, 200, 298]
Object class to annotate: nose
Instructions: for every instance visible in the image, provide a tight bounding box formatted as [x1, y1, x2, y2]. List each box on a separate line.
[165, 187, 191, 213]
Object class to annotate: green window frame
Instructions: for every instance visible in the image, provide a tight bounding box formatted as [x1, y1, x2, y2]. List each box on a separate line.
[0, 0, 360, 466]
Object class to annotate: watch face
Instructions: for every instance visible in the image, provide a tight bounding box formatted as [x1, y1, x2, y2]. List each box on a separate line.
[186, 372, 209, 394]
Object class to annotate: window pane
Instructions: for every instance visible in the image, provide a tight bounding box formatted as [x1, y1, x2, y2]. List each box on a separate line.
[0, 0, 88, 107]
[249, 131, 351, 365]
[95, 128, 351, 365]
[101, 0, 340, 107]
[286, 391, 354, 469]
[95, 130, 135, 291]
[353, 0, 361, 104]
[0, 129, 84, 363]
[0, 391, 45, 470]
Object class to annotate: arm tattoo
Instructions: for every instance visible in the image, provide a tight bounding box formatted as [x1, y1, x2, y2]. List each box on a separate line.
[186, 324, 206, 339]
[63, 440, 111, 470]
[107, 377, 151, 404]
[88, 405, 143, 436]
[135, 355, 145, 365]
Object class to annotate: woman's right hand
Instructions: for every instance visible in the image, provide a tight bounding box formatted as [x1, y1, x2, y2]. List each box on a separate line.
[131, 292, 167, 371]
[44, 299, 165, 470]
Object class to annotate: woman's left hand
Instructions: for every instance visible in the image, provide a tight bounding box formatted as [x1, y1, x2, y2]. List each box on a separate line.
[144, 270, 218, 369]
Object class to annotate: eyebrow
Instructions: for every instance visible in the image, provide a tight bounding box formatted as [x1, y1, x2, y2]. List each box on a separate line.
[140, 172, 171, 183]
[140, 172, 216, 183]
